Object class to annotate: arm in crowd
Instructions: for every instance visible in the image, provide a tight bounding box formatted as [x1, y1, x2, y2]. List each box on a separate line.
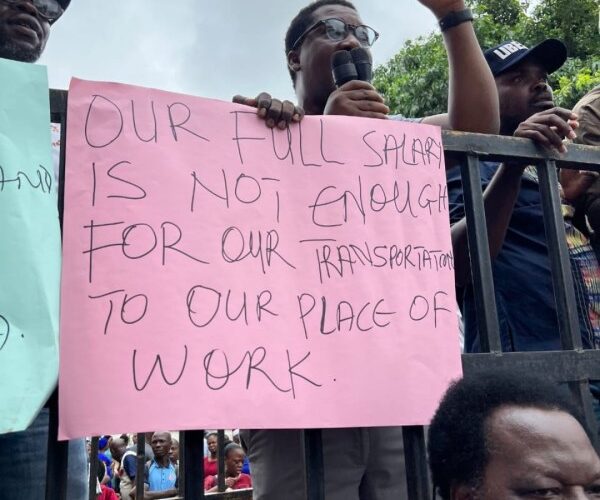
[452, 107, 578, 287]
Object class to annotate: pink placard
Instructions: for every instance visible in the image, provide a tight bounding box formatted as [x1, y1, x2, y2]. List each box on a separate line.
[59, 78, 462, 440]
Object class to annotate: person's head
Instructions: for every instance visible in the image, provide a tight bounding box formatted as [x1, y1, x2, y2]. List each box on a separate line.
[223, 443, 245, 477]
[285, 0, 377, 112]
[169, 438, 179, 464]
[150, 431, 172, 460]
[98, 435, 110, 452]
[484, 39, 567, 134]
[206, 432, 218, 457]
[120, 433, 129, 447]
[428, 370, 600, 500]
[0, 0, 69, 63]
[109, 437, 127, 462]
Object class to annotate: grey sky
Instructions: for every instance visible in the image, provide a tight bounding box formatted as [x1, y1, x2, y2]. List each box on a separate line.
[39, 1, 438, 102]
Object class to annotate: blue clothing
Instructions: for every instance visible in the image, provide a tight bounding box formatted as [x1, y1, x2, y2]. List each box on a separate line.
[99, 452, 113, 478]
[123, 453, 137, 479]
[447, 162, 596, 352]
[145, 459, 178, 492]
[242, 456, 251, 475]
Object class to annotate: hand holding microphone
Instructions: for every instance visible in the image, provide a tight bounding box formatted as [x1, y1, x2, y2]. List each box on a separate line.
[324, 47, 389, 119]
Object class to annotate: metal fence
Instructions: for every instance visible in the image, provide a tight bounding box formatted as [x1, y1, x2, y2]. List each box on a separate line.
[40, 89, 600, 499]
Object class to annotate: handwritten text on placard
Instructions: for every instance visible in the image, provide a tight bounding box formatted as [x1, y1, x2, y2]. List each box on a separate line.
[59, 79, 461, 439]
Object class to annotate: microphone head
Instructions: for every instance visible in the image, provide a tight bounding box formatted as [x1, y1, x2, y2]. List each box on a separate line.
[331, 50, 358, 87]
[351, 47, 372, 83]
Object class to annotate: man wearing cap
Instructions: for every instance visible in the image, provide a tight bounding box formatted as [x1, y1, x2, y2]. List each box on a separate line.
[0, 2, 85, 500]
[449, 39, 600, 357]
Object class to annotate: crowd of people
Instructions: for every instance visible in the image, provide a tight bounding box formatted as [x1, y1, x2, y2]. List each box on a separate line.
[1, 0, 600, 499]
[88, 430, 252, 498]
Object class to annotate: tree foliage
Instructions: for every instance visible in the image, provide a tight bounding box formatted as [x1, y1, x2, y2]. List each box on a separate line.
[373, 0, 600, 116]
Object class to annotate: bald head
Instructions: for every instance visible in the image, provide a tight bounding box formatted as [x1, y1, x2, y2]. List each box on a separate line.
[109, 437, 127, 461]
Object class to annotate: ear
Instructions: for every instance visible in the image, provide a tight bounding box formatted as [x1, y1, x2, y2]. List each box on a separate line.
[287, 49, 301, 74]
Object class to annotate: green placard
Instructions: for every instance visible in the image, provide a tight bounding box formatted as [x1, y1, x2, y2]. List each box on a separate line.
[0, 58, 61, 434]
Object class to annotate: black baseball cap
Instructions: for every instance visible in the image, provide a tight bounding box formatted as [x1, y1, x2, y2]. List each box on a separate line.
[58, 0, 70, 9]
[484, 39, 567, 77]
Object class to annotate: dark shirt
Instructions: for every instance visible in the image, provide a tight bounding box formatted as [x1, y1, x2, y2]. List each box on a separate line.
[447, 161, 595, 352]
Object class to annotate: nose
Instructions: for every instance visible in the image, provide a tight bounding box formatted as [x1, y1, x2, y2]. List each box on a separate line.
[337, 31, 362, 51]
[532, 78, 549, 92]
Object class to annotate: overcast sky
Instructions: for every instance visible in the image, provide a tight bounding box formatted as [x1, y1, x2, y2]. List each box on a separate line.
[39, 1, 438, 102]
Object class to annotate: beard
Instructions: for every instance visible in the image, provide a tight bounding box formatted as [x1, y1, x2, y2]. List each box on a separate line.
[0, 25, 43, 62]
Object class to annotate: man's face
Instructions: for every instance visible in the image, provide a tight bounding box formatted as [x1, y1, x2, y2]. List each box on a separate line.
[465, 406, 600, 499]
[151, 432, 172, 459]
[290, 4, 370, 107]
[0, 1, 51, 62]
[496, 58, 554, 132]
[225, 449, 245, 477]
[109, 438, 127, 461]
[207, 435, 218, 455]
[169, 440, 179, 463]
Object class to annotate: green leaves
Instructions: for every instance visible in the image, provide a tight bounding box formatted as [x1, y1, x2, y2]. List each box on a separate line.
[373, 0, 600, 117]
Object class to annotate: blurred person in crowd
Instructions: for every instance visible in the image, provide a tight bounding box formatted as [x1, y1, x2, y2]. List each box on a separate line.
[204, 443, 252, 492]
[97, 461, 119, 500]
[233, 430, 251, 474]
[428, 370, 600, 499]
[204, 432, 219, 478]
[235, 0, 500, 498]
[131, 431, 178, 499]
[98, 435, 113, 483]
[99, 434, 112, 460]
[130, 431, 154, 461]
[0, 6, 88, 498]
[448, 40, 600, 414]
[109, 435, 136, 498]
[169, 438, 179, 466]
[560, 85, 600, 241]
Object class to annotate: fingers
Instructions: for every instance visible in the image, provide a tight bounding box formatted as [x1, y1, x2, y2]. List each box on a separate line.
[356, 100, 390, 115]
[517, 107, 581, 152]
[338, 80, 378, 92]
[232, 95, 257, 107]
[256, 92, 272, 119]
[237, 92, 304, 129]
[517, 122, 567, 152]
[344, 89, 386, 103]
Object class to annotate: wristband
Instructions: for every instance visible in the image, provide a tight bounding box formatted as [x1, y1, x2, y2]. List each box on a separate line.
[438, 8, 474, 32]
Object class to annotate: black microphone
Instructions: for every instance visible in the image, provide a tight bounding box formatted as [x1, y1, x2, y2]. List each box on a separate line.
[351, 47, 372, 83]
[332, 50, 358, 87]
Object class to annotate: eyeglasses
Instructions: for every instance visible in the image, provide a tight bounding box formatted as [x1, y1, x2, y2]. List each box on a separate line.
[291, 18, 379, 51]
[1, 0, 64, 23]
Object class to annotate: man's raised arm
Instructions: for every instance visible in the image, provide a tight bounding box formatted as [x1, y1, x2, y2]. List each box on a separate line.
[418, 0, 499, 133]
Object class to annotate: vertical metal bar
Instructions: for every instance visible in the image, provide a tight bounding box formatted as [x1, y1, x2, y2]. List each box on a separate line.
[88, 436, 99, 500]
[536, 160, 582, 350]
[45, 390, 68, 500]
[137, 433, 146, 500]
[182, 430, 205, 500]
[460, 154, 502, 352]
[179, 432, 186, 497]
[217, 430, 226, 492]
[402, 426, 430, 500]
[304, 429, 325, 500]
